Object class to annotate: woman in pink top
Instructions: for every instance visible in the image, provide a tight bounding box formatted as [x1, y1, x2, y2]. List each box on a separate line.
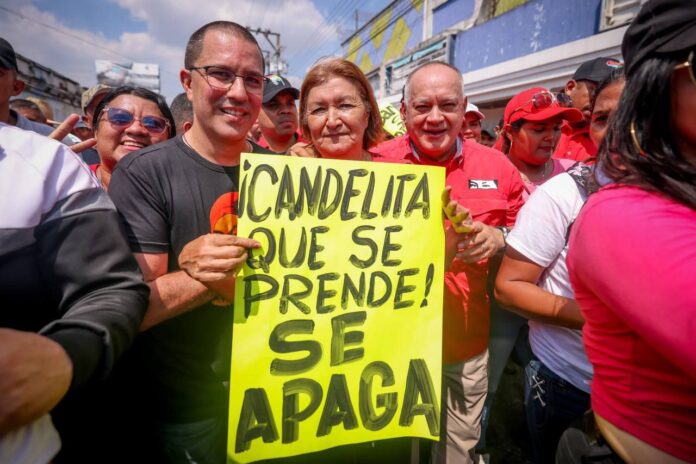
[567, 1, 696, 462]
[497, 87, 583, 199]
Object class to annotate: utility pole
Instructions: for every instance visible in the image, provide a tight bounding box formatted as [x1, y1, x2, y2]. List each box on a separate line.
[247, 27, 288, 75]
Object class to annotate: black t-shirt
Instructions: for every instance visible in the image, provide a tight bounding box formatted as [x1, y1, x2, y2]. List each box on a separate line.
[109, 135, 274, 422]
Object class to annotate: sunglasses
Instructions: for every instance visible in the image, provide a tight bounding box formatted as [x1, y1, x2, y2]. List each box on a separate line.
[675, 50, 696, 85]
[102, 107, 170, 134]
[509, 91, 572, 120]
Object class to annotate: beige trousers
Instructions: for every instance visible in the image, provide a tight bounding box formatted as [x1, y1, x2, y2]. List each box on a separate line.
[431, 349, 489, 464]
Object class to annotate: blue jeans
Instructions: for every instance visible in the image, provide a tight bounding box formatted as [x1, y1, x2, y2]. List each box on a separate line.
[157, 416, 227, 464]
[524, 359, 590, 464]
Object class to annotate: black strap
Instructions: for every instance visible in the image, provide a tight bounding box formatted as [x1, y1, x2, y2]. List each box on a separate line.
[564, 162, 593, 246]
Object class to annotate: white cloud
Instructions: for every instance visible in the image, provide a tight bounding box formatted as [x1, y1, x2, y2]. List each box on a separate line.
[2, 0, 341, 102]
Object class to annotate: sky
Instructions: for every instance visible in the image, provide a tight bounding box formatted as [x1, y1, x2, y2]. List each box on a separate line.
[0, 0, 391, 102]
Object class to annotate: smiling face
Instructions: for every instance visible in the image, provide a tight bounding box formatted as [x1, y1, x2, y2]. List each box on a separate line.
[304, 76, 369, 160]
[508, 117, 562, 166]
[462, 113, 482, 141]
[401, 65, 465, 161]
[181, 29, 264, 144]
[94, 94, 170, 171]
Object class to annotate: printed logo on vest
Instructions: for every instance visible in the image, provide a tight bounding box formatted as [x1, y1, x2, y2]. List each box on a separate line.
[468, 179, 498, 189]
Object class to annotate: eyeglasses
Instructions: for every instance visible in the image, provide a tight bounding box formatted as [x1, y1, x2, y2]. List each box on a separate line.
[189, 66, 268, 94]
[509, 91, 572, 120]
[101, 107, 170, 134]
[674, 50, 696, 86]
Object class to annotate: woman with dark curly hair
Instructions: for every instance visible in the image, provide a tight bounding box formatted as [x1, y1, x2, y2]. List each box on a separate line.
[566, 0, 696, 462]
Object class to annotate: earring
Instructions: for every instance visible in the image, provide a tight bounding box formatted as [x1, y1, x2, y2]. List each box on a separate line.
[630, 120, 647, 157]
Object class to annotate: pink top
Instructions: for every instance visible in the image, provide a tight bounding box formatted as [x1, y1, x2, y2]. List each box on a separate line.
[567, 185, 696, 462]
[521, 158, 575, 200]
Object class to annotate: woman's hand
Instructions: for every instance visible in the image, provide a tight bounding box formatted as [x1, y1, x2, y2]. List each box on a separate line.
[288, 142, 318, 158]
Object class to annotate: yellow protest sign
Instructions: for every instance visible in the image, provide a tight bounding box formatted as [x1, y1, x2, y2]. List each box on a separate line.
[379, 102, 406, 137]
[228, 154, 445, 463]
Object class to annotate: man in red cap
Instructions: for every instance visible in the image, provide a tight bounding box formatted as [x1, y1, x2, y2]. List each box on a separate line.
[553, 57, 623, 162]
[373, 61, 525, 464]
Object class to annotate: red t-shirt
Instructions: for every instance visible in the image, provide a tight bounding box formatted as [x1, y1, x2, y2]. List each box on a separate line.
[553, 123, 596, 162]
[567, 185, 696, 462]
[256, 132, 302, 154]
[373, 135, 525, 363]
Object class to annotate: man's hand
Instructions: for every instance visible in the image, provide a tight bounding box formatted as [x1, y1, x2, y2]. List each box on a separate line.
[288, 142, 318, 158]
[442, 186, 474, 233]
[0, 329, 72, 436]
[455, 222, 505, 263]
[49, 114, 97, 154]
[178, 234, 260, 283]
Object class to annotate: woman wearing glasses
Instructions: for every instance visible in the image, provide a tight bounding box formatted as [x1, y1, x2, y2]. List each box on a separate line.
[91, 86, 175, 189]
[567, 0, 696, 462]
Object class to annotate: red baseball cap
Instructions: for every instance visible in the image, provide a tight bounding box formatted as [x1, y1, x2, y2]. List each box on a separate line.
[504, 87, 583, 125]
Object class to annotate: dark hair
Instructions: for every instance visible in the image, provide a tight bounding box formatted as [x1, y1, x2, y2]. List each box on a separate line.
[93, 86, 176, 139]
[599, 54, 696, 209]
[500, 119, 524, 154]
[184, 21, 264, 72]
[299, 58, 384, 150]
[590, 67, 625, 113]
[170, 92, 193, 133]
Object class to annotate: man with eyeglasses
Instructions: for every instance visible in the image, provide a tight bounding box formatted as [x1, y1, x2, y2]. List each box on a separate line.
[373, 62, 525, 464]
[254, 74, 300, 154]
[554, 57, 623, 162]
[108, 21, 272, 464]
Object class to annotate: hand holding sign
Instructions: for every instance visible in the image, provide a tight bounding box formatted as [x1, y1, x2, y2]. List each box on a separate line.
[288, 142, 318, 158]
[179, 233, 261, 282]
[455, 222, 506, 263]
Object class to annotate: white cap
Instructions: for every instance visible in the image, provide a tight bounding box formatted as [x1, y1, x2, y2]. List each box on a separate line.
[465, 101, 485, 120]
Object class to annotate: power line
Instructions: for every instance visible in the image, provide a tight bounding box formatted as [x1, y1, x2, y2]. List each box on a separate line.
[289, 0, 373, 73]
[0, 5, 136, 63]
[286, 0, 361, 65]
[0, 5, 181, 82]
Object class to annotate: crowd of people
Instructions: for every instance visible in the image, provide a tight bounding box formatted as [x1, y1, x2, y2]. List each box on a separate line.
[1, 0, 695, 463]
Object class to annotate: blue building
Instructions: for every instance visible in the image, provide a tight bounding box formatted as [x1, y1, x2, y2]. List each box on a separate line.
[343, 0, 645, 126]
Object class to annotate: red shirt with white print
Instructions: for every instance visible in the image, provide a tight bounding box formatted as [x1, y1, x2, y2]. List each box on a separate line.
[372, 135, 525, 363]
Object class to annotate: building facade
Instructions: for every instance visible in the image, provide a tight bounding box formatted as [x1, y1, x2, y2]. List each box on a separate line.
[343, 0, 645, 125]
[16, 53, 83, 121]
